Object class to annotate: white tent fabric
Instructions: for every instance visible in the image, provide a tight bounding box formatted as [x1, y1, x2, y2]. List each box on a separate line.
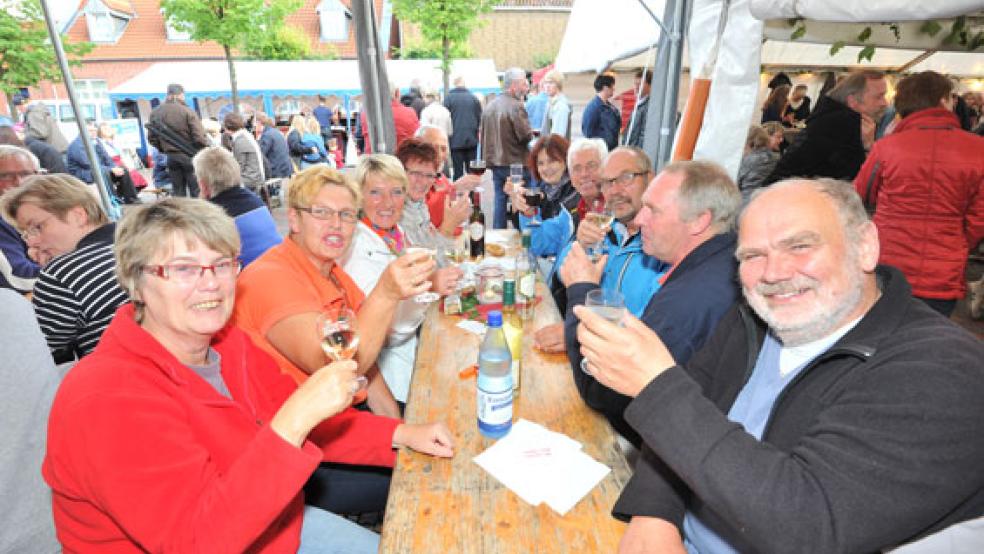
[110, 59, 501, 98]
[554, 0, 666, 74]
[748, 0, 984, 22]
[688, 0, 764, 178]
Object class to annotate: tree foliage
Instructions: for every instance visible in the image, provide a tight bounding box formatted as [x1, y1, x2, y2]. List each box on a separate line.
[243, 24, 312, 60]
[396, 37, 472, 60]
[393, 0, 502, 95]
[0, 0, 92, 97]
[161, 0, 303, 113]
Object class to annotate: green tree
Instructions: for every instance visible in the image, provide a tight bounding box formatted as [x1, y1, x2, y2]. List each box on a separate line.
[243, 24, 310, 60]
[161, 0, 303, 115]
[393, 0, 501, 96]
[0, 0, 92, 112]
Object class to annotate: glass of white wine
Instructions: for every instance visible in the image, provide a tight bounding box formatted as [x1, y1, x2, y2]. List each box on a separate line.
[584, 197, 614, 262]
[579, 288, 626, 374]
[317, 308, 368, 392]
[404, 246, 440, 303]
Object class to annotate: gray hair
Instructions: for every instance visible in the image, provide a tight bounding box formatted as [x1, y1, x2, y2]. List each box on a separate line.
[414, 124, 447, 140]
[567, 138, 608, 168]
[661, 160, 741, 233]
[826, 70, 885, 106]
[503, 67, 526, 90]
[0, 145, 40, 171]
[193, 146, 242, 197]
[745, 178, 870, 242]
[114, 197, 239, 320]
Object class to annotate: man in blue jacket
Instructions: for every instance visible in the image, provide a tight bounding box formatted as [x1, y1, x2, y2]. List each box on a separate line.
[194, 146, 281, 266]
[581, 74, 621, 151]
[65, 123, 139, 204]
[0, 146, 41, 292]
[562, 159, 741, 446]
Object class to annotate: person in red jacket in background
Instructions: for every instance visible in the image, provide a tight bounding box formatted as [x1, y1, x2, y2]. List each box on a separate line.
[854, 71, 984, 317]
[360, 84, 420, 154]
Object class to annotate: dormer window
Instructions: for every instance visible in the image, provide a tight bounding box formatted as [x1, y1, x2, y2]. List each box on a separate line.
[317, 0, 351, 42]
[86, 0, 132, 43]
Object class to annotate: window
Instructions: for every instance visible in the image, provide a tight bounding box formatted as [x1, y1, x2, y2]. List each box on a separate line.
[162, 10, 192, 41]
[317, 0, 351, 42]
[85, 0, 131, 43]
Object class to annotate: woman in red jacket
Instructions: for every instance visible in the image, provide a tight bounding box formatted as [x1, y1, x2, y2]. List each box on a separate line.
[854, 71, 984, 317]
[42, 198, 453, 553]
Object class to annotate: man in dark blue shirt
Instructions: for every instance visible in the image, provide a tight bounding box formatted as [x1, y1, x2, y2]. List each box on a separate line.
[581, 74, 621, 151]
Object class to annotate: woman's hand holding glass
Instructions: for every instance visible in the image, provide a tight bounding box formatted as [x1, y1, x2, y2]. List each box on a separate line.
[270, 359, 361, 448]
[379, 250, 435, 302]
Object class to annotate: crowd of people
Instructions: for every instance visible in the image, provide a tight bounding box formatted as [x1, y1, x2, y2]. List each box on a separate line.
[1, 65, 982, 554]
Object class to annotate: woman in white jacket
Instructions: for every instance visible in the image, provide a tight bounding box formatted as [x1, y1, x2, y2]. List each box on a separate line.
[341, 154, 462, 404]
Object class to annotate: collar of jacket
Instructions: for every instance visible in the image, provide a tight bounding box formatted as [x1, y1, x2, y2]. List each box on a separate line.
[663, 231, 736, 286]
[738, 265, 915, 370]
[893, 107, 961, 134]
[77, 222, 116, 249]
[97, 303, 247, 396]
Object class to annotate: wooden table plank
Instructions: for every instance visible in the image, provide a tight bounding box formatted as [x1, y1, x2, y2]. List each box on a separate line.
[380, 231, 632, 553]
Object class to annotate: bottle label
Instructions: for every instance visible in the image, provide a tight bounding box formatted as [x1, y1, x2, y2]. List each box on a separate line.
[469, 222, 485, 241]
[519, 273, 536, 299]
[502, 280, 515, 306]
[477, 374, 513, 431]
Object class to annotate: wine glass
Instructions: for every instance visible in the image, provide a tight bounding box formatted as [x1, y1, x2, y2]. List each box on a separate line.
[317, 308, 368, 392]
[404, 243, 440, 303]
[579, 288, 625, 374]
[468, 159, 486, 193]
[584, 197, 614, 262]
[522, 182, 543, 227]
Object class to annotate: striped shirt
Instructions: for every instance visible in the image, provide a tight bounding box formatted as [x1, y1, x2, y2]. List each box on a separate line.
[32, 223, 128, 358]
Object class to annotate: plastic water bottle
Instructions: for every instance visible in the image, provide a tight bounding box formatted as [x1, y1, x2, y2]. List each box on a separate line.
[477, 310, 513, 439]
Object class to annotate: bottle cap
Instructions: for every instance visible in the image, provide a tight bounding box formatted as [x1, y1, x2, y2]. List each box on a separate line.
[486, 310, 503, 327]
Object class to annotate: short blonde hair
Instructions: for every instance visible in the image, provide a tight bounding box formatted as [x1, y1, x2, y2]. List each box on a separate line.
[288, 165, 361, 210]
[304, 115, 321, 135]
[353, 153, 408, 194]
[2, 173, 108, 227]
[114, 197, 240, 317]
[543, 69, 565, 91]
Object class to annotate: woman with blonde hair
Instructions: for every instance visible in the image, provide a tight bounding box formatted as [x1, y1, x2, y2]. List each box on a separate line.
[286, 113, 312, 168]
[340, 154, 462, 404]
[234, 166, 454, 517]
[540, 69, 572, 140]
[300, 116, 331, 168]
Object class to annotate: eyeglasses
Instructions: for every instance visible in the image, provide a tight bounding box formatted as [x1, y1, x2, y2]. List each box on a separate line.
[600, 171, 648, 190]
[366, 188, 406, 202]
[143, 258, 241, 284]
[19, 215, 53, 241]
[294, 205, 359, 224]
[407, 170, 439, 181]
[0, 169, 39, 182]
[571, 161, 600, 175]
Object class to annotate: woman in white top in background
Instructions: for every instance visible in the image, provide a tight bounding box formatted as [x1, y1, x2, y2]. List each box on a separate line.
[540, 69, 572, 141]
[341, 154, 462, 404]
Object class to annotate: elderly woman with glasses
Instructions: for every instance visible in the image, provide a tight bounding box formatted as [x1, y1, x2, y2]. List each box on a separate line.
[234, 165, 454, 517]
[340, 154, 462, 404]
[43, 198, 395, 552]
[2, 173, 129, 361]
[394, 138, 464, 249]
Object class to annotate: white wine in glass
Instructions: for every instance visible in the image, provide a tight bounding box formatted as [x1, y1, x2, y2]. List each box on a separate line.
[580, 288, 626, 374]
[319, 308, 361, 361]
[318, 308, 367, 391]
[404, 246, 440, 303]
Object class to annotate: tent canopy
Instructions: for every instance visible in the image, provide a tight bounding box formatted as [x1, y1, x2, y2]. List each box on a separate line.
[556, 1, 984, 76]
[109, 59, 501, 105]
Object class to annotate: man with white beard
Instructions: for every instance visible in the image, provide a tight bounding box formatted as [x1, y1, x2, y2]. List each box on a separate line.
[574, 179, 984, 554]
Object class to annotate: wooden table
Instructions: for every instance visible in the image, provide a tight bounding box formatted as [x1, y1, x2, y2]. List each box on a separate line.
[380, 231, 632, 553]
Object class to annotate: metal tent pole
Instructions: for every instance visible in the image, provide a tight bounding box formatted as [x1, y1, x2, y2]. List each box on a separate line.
[38, 0, 119, 220]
